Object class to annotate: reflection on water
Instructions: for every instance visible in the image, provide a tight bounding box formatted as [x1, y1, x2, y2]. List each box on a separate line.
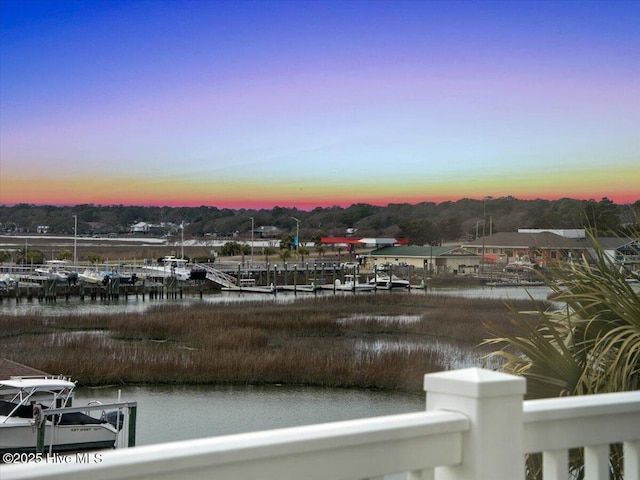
[0, 285, 554, 317]
[355, 337, 494, 370]
[0, 292, 293, 316]
[73, 384, 424, 446]
[429, 285, 553, 302]
[339, 314, 422, 324]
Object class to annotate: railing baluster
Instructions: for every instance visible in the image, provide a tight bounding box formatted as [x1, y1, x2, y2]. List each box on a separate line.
[543, 449, 568, 480]
[584, 444, 609, 480]
[624, 441, 640, 480]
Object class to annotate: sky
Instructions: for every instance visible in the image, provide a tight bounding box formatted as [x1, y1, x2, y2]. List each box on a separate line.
[1, 0, 639, 209]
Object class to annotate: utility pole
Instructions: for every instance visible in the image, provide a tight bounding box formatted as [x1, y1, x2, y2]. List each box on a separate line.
[250, 217, 254, 267]
[73, 214, 77, 267]
[481, 196, 492, 275]
[291, 217, 300, 254]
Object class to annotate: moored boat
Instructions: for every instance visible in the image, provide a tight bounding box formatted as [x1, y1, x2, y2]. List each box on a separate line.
[142, 256, 191, 281]
[0, 376, 119, 455]
[334, 275, 375, 292]
[368, 273, 410, 289]
[34, 260, 78, 284]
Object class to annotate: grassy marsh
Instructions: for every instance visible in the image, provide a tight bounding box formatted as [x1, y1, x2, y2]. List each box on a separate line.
[0, 294, 545, 392]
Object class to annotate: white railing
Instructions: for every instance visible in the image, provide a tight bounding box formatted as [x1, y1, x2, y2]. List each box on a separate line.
[2, 368, 639, 480]
[192, 262, 237, 287]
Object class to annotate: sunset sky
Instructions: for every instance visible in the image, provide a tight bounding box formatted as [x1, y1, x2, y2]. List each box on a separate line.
[1, 0, 638, 209]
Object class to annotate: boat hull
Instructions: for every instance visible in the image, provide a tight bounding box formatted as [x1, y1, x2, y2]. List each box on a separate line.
[0, 419, 117, 455]
[334, 284, 376, 292]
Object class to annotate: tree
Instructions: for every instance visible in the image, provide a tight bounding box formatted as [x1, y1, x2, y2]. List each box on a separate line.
[587, 197, 622, 235]
[438, 216, 462, 241]
[220, 241, 243, 256]
[262, 246, 275, 264]
[87, 253, 102, 264]
[297, 246, 309, 262]
[485, 232, 640, 479]
[279, 249, 292, 262]
[398, 219, 439, 246]
[280, 234, 295, 251]
[57, 249, 72, 261]
[15, 247, 45, 264]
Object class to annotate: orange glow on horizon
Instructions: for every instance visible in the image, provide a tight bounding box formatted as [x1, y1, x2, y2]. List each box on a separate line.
[1, 168, 638, 209]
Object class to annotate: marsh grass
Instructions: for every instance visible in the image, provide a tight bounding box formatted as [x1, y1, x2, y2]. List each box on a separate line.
[0, 294, 546, 392]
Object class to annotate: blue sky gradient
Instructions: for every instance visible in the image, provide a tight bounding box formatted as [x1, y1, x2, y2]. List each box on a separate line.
[1, 0, 638, 208]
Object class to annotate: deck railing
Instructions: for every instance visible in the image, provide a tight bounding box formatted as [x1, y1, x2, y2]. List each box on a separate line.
[3, 368, 639, 480]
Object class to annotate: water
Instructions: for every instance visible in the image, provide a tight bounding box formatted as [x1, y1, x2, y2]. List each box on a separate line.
[0, 291, 292, 316]
[428, 285, 553, 302]
[73, 384, 424, 446]
[72, 385, 424, 479]
[0, 285, 554, 316]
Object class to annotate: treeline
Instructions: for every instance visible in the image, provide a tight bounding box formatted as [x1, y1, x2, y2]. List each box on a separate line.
[0, 197, 638, 245]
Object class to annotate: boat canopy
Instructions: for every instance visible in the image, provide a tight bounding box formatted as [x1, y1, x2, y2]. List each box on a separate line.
[0, 378, 75, 390]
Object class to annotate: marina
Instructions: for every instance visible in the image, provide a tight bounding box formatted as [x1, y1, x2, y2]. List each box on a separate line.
[0, 258, 423, 302]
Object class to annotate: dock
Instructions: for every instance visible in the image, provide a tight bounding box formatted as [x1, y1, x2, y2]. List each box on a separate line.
[1, 261, 416, 300]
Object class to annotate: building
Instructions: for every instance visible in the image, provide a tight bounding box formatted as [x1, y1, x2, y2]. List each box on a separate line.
[462, 229, 640, 272]
[253, 226, 282, 238]
[130, 222, 151, 234]
[359, 229, 639, 276]
[363, 245, 480, 275]
[0, 357, 49, 380]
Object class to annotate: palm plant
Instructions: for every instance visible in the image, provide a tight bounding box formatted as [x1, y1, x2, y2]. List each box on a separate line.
[484, 231, 640, 478]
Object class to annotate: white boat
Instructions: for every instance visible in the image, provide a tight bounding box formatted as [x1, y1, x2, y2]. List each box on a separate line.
[368, 273, 410, 289]
[78, 268, 106, 284]
[334, 275, 375, 292]
[0, 376, 119, 454]
[34, 260, 78, 284]
[505, 256, 536, 272]
[0, 273, 17, 290]
[142, 256, 192, 281]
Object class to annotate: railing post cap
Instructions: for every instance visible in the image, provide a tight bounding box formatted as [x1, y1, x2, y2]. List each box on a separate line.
[424, 368, 526, 398]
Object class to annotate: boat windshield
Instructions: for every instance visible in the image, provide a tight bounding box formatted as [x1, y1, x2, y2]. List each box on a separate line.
[0, 377, 75, 410]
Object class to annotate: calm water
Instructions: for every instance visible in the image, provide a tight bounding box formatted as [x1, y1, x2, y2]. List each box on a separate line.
[73, 384, 424, 446]
[0, 285, 554, 316]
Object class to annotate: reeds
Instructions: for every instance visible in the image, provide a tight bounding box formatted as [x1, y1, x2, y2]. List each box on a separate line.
[0, 294, 546, 392]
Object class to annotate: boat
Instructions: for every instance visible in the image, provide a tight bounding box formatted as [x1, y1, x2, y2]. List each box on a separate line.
[78, 268, 106, 284]
[0, 273, 17, 290]
[368, 273, 410, 289]
[34, 260, 78, 284]
[504, 256, 536, 272]
[102, 270, 139, 285]
[0, 274, 40, 290]
[142, 256, 192, 281]
[0, 376, 119, 454]
[78, 268, 138, 286]
[333, 275, 375, 292]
